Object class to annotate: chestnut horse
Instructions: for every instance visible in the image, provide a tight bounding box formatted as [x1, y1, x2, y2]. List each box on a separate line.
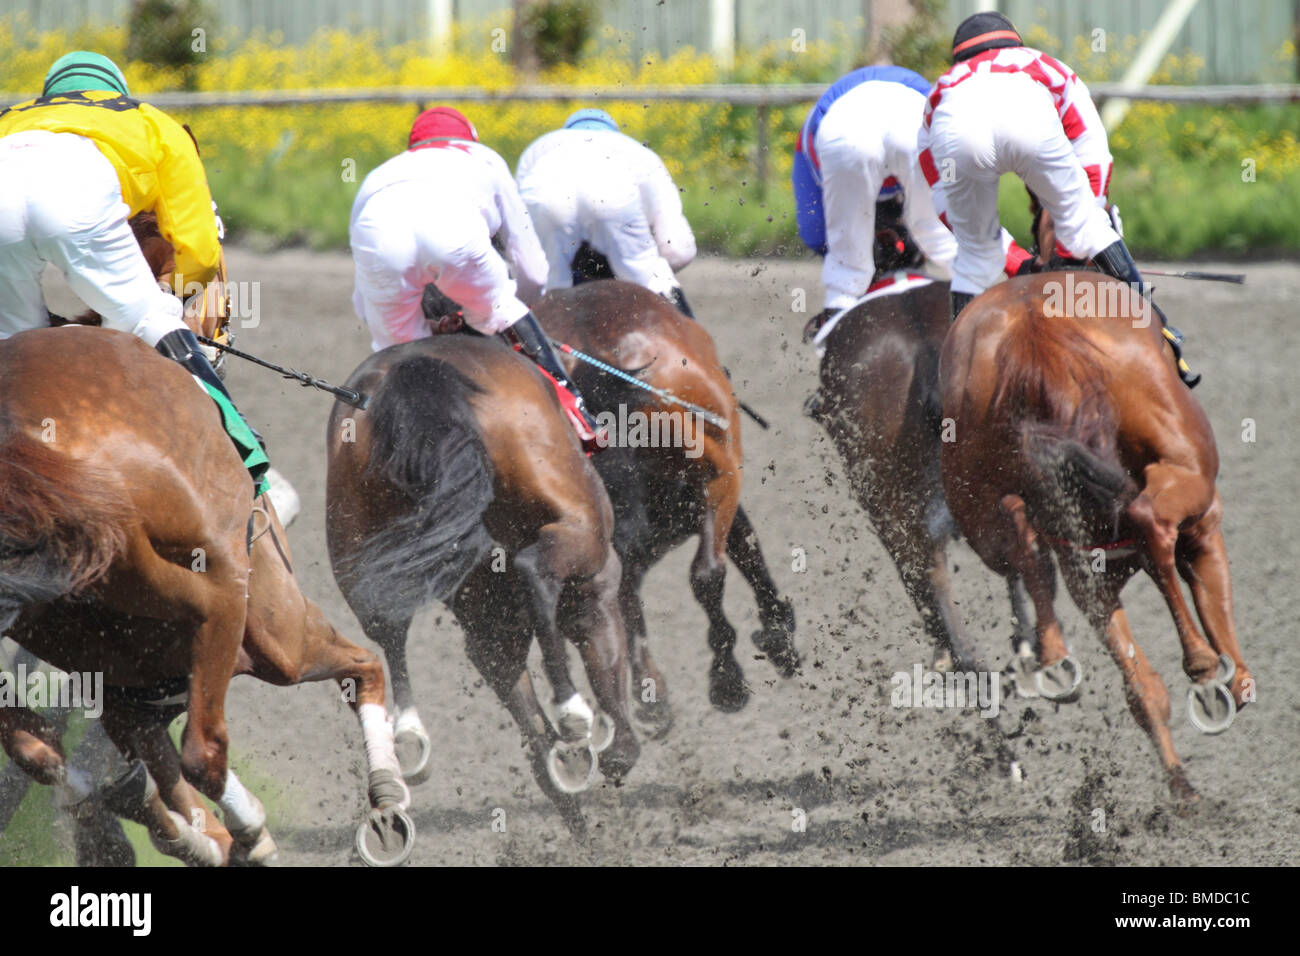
[532, 280, 799, 732]
[325, 335, 639, 834]
[939, 272, 1252, 803]
[0, 328, 413, 865]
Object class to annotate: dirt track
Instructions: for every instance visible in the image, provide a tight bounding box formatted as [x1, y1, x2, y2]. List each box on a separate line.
[41, 252, 1300, 865]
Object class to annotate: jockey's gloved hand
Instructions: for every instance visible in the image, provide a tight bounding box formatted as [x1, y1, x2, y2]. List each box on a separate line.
[667, 286, 695, 319]
[1014, 256, 1045, 277]
[950, 291, 975, 322]
[1106, 202, 1123, 238]
[155, 327, 269, 445]
[505, 313, 601, 432]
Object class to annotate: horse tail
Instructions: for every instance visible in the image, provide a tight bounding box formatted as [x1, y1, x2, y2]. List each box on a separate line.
[0, 424, 130, 630]
[990, 311, 1137, 537]
[340, 356, 495, 620]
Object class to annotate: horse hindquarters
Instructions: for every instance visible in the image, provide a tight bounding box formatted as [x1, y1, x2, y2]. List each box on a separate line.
[327, 355, 496, 789]
[0, 428, 130, 632]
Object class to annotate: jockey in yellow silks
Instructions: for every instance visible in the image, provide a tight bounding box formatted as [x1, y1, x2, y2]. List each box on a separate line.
[0, 51, 268, 493]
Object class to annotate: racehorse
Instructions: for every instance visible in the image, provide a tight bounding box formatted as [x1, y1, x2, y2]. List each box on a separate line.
[529, 280, 799, 732]
[938, 269, 1252, 803]
[0, 327, 414, 865]
[324, 334, 640, 834]
[807, 205, 997, 673]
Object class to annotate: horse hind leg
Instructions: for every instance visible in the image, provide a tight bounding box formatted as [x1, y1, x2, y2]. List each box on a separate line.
[726, 504, 800, 677]
[243, 585, 415, 867]
[513, 528, 594, 742]
[875, 503, 981, 673]
[1101, 604, 1198, 808]
[462, 617, 588, 835]
[618, 557, 674, 739]
[1176, 498, 1254, 716]
[692, 469, 748, 713]
[1000, 495, 1082, 701]
[560, 544, 641, 783]
[1127, 477, 1237, 733]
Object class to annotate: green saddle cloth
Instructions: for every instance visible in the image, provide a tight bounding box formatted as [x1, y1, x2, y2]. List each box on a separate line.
[197, 380, 270, 497]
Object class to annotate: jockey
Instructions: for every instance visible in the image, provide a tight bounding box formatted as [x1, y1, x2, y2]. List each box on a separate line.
[515, 108, 699, 318]
[920, 11, 1199, 387]
[0, 51, 270, 490]
[793, 65, 957, 335]
[349, 106, 603, 443]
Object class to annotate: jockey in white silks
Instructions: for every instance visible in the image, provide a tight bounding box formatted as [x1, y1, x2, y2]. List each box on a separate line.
[516, 108, 699, 318]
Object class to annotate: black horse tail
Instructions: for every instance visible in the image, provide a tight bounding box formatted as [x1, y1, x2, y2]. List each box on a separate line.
[341, 356, 495, 621]
[1020, 423, 1139, 543]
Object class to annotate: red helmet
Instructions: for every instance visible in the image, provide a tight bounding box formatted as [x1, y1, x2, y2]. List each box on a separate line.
[408, 106, 479, 150]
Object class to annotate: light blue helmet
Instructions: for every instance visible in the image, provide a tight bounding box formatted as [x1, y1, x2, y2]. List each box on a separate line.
[564, 108, 618, 132]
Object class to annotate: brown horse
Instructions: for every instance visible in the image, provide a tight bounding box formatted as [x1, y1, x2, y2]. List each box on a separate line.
[530, 280, 799, 732]
[939, 272, 1252, 802]
[325, 334, 639, 834]
[0, 327, 413, 865]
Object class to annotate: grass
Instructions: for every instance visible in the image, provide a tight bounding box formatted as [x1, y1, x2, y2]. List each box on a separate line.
[0, 712, 293, 867]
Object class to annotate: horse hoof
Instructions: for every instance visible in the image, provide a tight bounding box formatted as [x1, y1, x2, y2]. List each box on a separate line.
[708, 654, 750, 713]
[633, 701, 674, 740]
[546, 740, 597, 795]
[151, 811, 223, 867]
[556, 693, 595, 743]
[355, 806, 416, 867]
[589, 712, 616, 754]
[1168, 766, 1200, 811]
[1006, 655, 1040, 698]
[1034, 656, 1082, 701]
[1187, 680, 1236, 735]
[751, 627, 800, 679]
[395, 727, 434, 786]
[229, 826, 279, 866]
[1213, 652, 1236, 686]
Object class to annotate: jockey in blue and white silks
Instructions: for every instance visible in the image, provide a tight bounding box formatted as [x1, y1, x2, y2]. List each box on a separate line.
[793, 65, 956, 314]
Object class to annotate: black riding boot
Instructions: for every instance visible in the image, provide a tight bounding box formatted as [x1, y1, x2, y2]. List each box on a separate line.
[505, 312, 601, 432]
[155, 328, 267, 447]
[1092, 239, 1200, 388]
[668, 286, 696, 319]
[950, 291, 974, 322]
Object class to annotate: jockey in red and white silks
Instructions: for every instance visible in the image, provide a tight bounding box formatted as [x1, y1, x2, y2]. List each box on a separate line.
[349, 106, 605, 435]
[918, 10, 1198, 386]
[350, 108, 548, 349]
[515, 108, 699, 318]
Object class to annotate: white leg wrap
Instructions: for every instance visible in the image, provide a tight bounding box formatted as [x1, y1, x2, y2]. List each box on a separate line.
[218, 768, 265, 833]
[358, 703, 402, 777]
[556, 692, 594, 739]
[394, 705, 426, 739]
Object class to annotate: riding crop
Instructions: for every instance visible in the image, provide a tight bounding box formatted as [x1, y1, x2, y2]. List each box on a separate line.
[196, 335, 370, 410]
[1140, 268, 1246, 284]
[551, 339, 730, 431]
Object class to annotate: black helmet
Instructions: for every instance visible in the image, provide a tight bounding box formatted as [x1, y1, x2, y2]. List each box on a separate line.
[951, 11, 1022, 62]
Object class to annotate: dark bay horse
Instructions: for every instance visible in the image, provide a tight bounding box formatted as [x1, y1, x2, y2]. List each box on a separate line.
[531, 280, 799, 733]
[939, 273, 1252, 803]
[808, 222, 997, 673]
[0, 327, 413, 865]
[325, 334, 639, 834]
